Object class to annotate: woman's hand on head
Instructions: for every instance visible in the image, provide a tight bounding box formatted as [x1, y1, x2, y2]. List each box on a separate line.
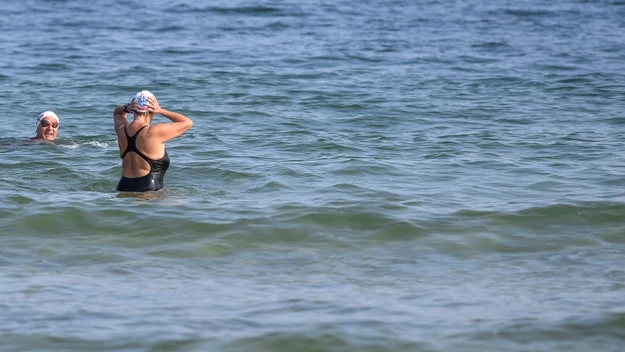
[126, 101, 139, 114]
[147, 96, 163, 115]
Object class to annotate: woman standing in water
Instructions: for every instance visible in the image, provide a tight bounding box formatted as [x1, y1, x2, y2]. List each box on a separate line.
[113, 91, 193, 192]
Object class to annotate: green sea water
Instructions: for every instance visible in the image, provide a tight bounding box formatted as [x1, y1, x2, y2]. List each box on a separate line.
[1, 0, 625, 351]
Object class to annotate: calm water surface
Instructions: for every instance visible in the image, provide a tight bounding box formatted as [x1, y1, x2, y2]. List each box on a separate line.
[1, 0, 625, 351]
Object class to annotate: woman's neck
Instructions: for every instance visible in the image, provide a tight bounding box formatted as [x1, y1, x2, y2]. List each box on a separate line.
[132, 115, 151, 125]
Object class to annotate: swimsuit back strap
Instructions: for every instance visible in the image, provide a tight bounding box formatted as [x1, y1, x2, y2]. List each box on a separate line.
[121, 125, 149, 160]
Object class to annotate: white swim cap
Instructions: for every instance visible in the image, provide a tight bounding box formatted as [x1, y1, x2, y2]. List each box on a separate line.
[133, 90, 155, 112]
[36, 110, 59, 127]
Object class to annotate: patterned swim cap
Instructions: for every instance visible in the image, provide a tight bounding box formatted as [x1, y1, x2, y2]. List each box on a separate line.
[134, 90, 155, 112]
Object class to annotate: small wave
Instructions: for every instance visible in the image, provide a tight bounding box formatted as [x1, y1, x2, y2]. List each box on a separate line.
[81, 141, 113, 148]
[0, 138, 27, 153]
[444, 202, 625, 254]
[222, 331, 426, 352]
[56, 140, 114, 149]
[167, 4, 286, 16]
[502, 9, 557, 17]
[466, 311, 625, 350]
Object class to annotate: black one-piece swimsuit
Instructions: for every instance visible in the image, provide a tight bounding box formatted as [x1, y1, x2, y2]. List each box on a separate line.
[116, 126, 170, 192]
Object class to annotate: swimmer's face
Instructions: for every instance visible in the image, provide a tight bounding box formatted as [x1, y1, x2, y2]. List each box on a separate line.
[37, 118, 59, 141]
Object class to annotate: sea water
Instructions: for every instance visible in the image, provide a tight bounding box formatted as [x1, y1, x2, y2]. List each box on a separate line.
[1, 0, 624, 351]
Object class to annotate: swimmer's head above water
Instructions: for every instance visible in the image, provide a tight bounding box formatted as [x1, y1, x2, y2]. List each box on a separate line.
[32, 110, 60, 141]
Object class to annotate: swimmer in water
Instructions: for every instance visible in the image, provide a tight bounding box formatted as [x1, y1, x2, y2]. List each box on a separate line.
[113, 90, 193, 192]
[31, 111, 60, 142]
